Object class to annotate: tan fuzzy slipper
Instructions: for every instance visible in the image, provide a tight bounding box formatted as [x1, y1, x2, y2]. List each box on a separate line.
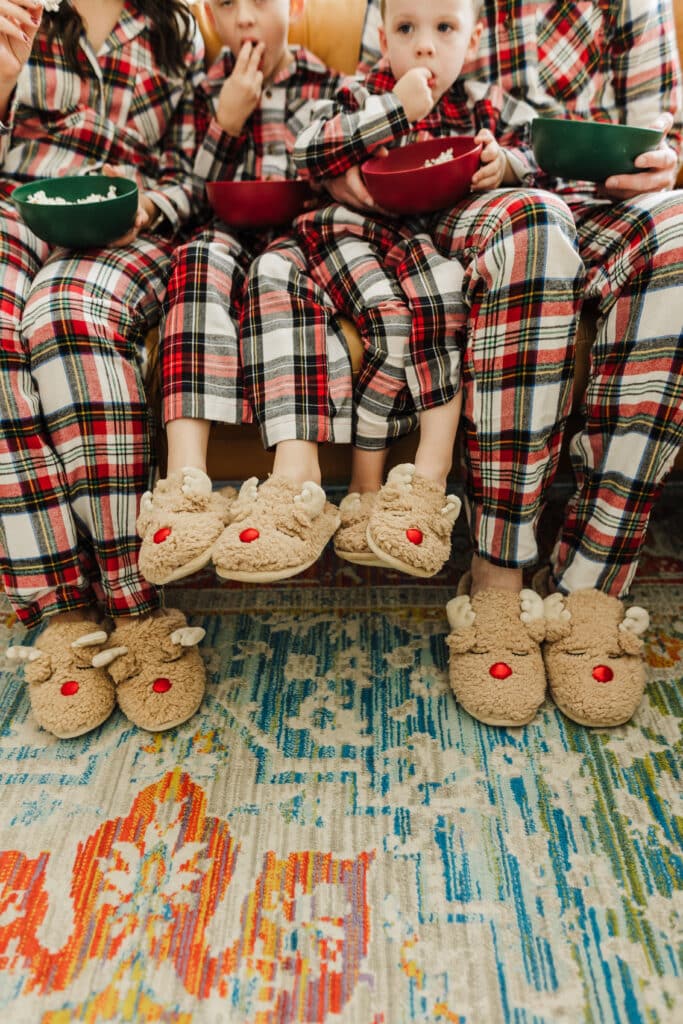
[137, 468, 235, 585]
[541, 587, 649, 727]
[211, 475, 340, 583]
[334, 492, 386, 567]
[6, 617, 114, 738]
[366, 464, 461, 577]
[445, 573, 547, 727]
[95, 608, 206, 732]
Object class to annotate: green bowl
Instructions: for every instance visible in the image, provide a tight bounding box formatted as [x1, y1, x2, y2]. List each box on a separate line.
[12, 174, 139, 247]
[531, 117, 664, 183]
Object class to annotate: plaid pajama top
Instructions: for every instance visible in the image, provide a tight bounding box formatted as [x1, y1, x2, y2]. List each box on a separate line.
[193, 46, 344, 189]
[0, 1, 205, 229]
[361, 0, 683, 192]
[293, 59, 538, 184]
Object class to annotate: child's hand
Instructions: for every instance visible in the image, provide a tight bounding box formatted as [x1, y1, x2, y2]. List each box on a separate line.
[216, 40, 265, 137]
[324, 150, 392, 215]
[393, 67, 435, 124]
[471, 129, 507, 190]
[0, 1, 42, 85]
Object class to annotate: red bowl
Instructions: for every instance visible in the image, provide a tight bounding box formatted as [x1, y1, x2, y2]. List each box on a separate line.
[361, 136, 482, 215]
[205, 179, 313, 230]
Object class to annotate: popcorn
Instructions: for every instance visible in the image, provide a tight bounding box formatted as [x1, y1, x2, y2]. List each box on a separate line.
[423, 148, 455, 167]
[27, 185, 119, 205]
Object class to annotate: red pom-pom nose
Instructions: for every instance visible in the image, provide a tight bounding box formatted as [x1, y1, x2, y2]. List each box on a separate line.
[239, 528, 260, 543]
[406, 528, 423, 546]
[489, 662, 512, 680]
[153, 527, 172, 544]
[61, 680, 79, 696]
[592, 664, 614, 683]
[152, 678, 172, 693]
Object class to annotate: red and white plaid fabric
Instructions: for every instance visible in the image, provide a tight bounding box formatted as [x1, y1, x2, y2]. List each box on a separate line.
[1, 4, 205, 227]
[0, 10, 203, 626]
[194, 47, 344, 185]
[290, 57, 541, 448]
[360, 0, 683, 594]
[361, 0, 683, 170]
[161, 48, 350, 436]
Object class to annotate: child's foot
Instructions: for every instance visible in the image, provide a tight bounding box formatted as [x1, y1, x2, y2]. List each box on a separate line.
[95, 608, 206, 732]
[211, 475, 340, 582]
[137, 468, 234, 585]
[366, 464, 461, 577]
[334, 491, 386, 567]
[446, 573, 547, 727]
[6, 614, 114, 738]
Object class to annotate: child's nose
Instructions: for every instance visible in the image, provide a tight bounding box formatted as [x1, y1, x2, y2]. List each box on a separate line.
[236, 2, 256, 24]
[414, 34, 436, 57]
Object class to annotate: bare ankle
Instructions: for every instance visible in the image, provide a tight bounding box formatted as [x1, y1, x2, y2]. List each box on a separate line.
[470, 554, 523, 597]
[272, 441, 321, 486]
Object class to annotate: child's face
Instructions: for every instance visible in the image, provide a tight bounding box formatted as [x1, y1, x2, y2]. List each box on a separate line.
[207, 0, 292, 80]
[379, 0, 482, 101]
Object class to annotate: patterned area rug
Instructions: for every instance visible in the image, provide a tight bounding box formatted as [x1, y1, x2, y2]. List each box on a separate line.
[0, 485, 681, 1024]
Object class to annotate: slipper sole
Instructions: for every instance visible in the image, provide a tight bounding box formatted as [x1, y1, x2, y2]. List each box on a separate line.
[335, 545, 387, 568]
[366, 530, 441, 578]
[49, 706, 115, 739]
[550, 697, 632, 729]
[144, 545, 216, 586]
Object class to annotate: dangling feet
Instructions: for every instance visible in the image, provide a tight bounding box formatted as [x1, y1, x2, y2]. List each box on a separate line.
[366, 464, 461, 577]
[334, 491, 386, 567]
[137, 467, 235, 585]
[211, 475, 340, 582]
[6, 612, 114, 738]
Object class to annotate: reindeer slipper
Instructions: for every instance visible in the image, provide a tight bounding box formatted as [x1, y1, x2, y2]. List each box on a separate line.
[334, 491, 386, 567]
[211, 475, 340, 582]
[445, 573, 547, 727]
[6, 617, 114, 738]
[540, 584, 649, 727]
[366, 464, 461, 577]
[137, 467, 235, 585]
[95, 608, 206, 732]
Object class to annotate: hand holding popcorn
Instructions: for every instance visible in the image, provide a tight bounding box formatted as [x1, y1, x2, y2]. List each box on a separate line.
[0, 0, 43, 85]
[393, 67, 435, 124]
[216, 40, 265, 137]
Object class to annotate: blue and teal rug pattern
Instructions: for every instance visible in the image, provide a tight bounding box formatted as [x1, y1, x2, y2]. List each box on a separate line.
[0, 487, 681, 1023]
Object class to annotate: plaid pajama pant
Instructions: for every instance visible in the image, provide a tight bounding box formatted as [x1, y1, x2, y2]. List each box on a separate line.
[432, 188, 585, 570]
[0, 200, 174, 627]
[549, 190, 683, 597]
[241, 237, 353, 449]
[160, 225, 256, 427]
[294, 204, 465, 449]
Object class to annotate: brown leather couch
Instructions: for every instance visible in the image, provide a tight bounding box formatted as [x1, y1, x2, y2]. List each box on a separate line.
[166, 0, 683, 482]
